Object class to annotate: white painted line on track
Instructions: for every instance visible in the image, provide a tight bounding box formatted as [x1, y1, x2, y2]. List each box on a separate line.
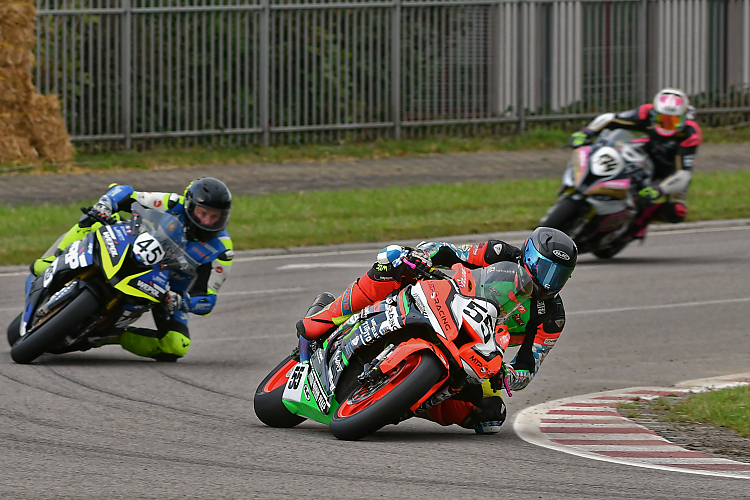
[277, 262, 373, 270]
[648, 225, 750, 236]
[2, 221, 748, 276]
[221, 287, 306, 296]
[514, 373, 750, 479]
[568, 296, 750, 315]
[233, 249, 374, 263]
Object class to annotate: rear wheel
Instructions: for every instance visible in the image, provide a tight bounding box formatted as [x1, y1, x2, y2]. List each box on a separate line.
[540, 197, 588, 235]
[330, 351, 444, 441]
[7, 313, 22, 347]
[10, 288, 98, 364]
[253, 355, 307, 428]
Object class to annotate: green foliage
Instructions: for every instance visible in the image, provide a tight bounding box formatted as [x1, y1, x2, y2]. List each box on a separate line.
[663, 387, 750, 437]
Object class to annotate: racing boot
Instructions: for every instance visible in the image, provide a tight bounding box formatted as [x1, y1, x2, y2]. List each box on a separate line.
[30, 220, 93, 276]
[295, 273, 400, 340]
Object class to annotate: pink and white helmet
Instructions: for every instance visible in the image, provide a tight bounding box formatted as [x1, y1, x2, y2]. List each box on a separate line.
[652, 88, 689, 137]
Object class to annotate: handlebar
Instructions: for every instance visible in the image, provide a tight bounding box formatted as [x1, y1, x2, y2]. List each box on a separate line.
[402, 258, 450, 281]
[80, 206, 115, 226]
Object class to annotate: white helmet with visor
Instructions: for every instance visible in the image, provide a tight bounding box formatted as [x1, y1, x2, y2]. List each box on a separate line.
[652, 88, 689, 137]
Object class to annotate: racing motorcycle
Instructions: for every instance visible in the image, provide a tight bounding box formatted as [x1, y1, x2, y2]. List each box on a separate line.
[254, 260, 532, 441]
[6, 203, 198, 364]
[539, 129, 653, 258]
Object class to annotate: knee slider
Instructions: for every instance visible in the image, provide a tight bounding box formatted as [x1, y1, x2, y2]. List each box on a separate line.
[160, 330, 191, 358]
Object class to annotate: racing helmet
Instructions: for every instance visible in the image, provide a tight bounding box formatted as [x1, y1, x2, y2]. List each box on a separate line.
[183, 177, 232, 242]
[652, 88, 689, 137]
[521, 227, 577, 301]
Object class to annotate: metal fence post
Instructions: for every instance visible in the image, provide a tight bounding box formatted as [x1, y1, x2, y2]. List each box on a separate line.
[122, 0, 132, 149]
[260, 0, 270, 146]
[516, 0, 525, 133]
[391, 0, 401, 139]
[639, 0, 649, 102]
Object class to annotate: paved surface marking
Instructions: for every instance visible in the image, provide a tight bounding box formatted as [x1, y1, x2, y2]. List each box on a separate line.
[515, 374, 750, 479]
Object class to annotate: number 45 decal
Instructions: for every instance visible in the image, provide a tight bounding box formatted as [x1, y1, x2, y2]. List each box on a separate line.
[133, 233, 165, 265]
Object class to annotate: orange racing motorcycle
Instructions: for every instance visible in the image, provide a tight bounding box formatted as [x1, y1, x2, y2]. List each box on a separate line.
[254, 261, 532, 440]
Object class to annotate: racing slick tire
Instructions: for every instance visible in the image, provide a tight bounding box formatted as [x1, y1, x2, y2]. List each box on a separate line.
[330, 351, 443, 441]
[254, 355, 307, 428]
[10, 288, 98, 364]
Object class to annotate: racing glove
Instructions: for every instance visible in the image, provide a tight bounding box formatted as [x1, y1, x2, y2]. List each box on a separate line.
[166, 290, 189, 313]
[569, 129, 593, 148]
[92, 199, 114, 217]
[638, 185, 662, 201]
[504, 363, 532, 391]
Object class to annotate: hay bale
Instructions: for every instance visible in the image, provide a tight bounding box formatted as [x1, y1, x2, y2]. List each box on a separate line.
[0, 3, 37, 50]
[26, 93, 74, 163]
[0, 117, 37, 163]
[0, 72, 35, 107]
[0, 0, 73, 164]
[0, 44, 34, 67]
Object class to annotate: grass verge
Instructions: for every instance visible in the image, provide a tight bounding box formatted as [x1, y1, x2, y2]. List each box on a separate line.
[663, 386, 750, 437]
[1, 169, 748, 267]
[2, 126, 749, 173]
[621, 386, 750, 438]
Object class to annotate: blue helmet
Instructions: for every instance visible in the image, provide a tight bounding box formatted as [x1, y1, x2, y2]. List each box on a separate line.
[521, 227, 577, 300]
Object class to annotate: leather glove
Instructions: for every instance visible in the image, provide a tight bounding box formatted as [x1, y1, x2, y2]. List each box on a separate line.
[505, 363, 532, 391]
[569, 129, 594, 148]
[92, 199, 114, 217]
[405, 247, 432, 269]
[638, 185, 662, 201]
[166, 290, 187, 313]
[497, 241, 522, 262]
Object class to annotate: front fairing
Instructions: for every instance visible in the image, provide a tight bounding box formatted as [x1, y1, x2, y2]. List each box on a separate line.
[567, 129, 648, 199]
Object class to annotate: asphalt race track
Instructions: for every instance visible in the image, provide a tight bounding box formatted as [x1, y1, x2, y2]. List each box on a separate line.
[1, 222, 748, 499]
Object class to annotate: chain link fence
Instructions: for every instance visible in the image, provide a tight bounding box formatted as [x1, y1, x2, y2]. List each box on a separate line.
[34, 0, 750, 150]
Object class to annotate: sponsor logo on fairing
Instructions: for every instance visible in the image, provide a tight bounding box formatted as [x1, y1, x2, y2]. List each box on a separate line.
[136, 280, 165, 298]
[428, 282, 452, 334]
[303, 384, 311, 401]
[309, 369, 330, 414]
[102, 231, 118, 258]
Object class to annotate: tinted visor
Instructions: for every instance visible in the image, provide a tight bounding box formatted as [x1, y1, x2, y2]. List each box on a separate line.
[523, 239, 574, 292]
[655, 113, 681, 131]
[186, 201, 230, 231]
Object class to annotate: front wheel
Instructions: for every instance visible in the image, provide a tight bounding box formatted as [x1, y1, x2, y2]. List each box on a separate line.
[593, 238, 630, 259]
[330, 351, 444, 441]
[539, 197, 588, 236]
[10, 288, 98, 364]
[253, 355, 307, 428]
[7, 313, 22, 347]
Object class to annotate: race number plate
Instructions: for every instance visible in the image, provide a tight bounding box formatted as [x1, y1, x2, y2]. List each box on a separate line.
[282, 362, 309, 403]
[133, 233, 165, 265]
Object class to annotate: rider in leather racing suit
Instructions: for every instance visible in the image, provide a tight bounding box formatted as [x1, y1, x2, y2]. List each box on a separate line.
[29, 177, 234, 361]
[296, 227, 577, 433]
[569, 88, 702, 238]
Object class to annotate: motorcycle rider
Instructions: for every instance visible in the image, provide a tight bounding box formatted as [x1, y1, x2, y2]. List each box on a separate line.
[296, 227, 577, 433]
[29, 177, 234, 362]
[569, 88, 701, 238]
